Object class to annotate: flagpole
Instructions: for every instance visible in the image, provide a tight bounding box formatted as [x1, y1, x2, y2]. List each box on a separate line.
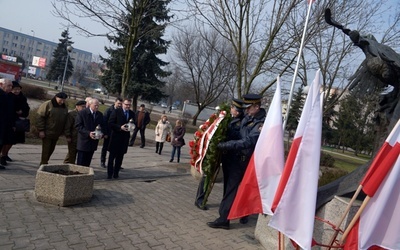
[283, 1, 313, 130]
[339, 196, 371, 244]
[326, 185, 363, 249]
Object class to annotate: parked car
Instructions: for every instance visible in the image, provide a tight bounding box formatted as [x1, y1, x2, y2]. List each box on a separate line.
[160, 103, 167, 108]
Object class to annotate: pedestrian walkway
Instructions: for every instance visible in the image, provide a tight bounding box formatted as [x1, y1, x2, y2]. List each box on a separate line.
[0, 131, 263, 249]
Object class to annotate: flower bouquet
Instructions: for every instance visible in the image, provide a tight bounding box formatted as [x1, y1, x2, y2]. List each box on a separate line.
[189, 103, 231, 207]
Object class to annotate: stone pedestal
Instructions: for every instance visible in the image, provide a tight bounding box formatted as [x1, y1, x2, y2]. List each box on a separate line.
[35, 164, 94, 207]
[255, 196, 361, 249]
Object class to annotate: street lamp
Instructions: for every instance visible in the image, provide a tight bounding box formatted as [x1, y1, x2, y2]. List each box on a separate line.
[61, 45, 73, 92]
[25, 30, 35, 78]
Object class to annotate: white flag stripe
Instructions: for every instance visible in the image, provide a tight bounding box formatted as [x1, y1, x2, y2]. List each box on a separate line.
[359, 155, 400, 250]
[269, 70, 323, 250]
[254, 77, 284, 215]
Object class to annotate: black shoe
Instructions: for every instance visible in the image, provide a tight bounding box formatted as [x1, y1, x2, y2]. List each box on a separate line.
[120, 167, 124, 170]
[207, 220, 230, 230]
[194, 202, 209, 210]
[0, 165, 5, 170]
[128, 144, 133, 147]
[140, 145, 144, 148]
[0, 157, 7, 166]
[158, 152, 161, 155]
[100, 162, 106, 168]
[155, 150, 158, 153]
[113, 174, 119, 179]
[5, 156, 12, 162]
[169, 159, 173, 162]
[177, 159, 180, 163]
[239, 216, 249, 224]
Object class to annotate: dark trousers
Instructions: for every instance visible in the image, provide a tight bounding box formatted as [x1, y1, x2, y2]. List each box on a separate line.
[107, 151, 124, 178]
[76, 150, 95, 167]
[129, 127, 146, 146]
[40, 138, 59, 165]
[64, 141, 77, 164]
[218, 158, 247, 222]
[101, 137, 110, 163]
[170, 146, 181, 161]
[155, 142, 164, 154]
[195, 175, 206, 206]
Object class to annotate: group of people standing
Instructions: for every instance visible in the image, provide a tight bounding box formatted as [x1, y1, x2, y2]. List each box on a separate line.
[0, 78, 30, 169]
[37, 94, 138, 179]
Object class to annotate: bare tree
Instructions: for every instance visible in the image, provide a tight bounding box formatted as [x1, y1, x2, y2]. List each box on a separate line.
[172, 28, 236, 125]
[185, 0, 310, 97]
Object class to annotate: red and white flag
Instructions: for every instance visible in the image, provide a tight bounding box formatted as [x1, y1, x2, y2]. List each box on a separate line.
[228, 77, 284, 219]
[269, 70, 323, 250]
[344, 119, 400, 250]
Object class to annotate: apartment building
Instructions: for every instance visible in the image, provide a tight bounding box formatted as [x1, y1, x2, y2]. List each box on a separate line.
[0, 27, 92, 79]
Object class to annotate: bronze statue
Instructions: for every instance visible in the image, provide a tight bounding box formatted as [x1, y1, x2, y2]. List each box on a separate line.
[317, 8, 400, 208]
[325, 8, 400, 130]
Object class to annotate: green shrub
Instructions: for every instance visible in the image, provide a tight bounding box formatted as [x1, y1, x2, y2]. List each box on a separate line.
[320, 152, 335, 168]
[21, 84, 47, 100]
[318, 167, 348, 187]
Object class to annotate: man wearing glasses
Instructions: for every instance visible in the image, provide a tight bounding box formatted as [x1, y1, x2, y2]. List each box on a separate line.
[106, 98, 135, 179]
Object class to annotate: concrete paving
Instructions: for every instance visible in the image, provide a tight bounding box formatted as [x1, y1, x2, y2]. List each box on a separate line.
[0, 129, 263, 249]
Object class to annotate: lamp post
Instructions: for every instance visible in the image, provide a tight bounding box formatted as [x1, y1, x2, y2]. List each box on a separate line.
[61, 45, 73, 92]
[26, 30, 35, 78]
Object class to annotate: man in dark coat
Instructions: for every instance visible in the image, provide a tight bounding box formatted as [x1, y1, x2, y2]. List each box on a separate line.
[100, 97, 122, 168]
[107, 98, 135, 179]
[129, 104, 150, 148]
[75, 98, 105, 167]
[207, 94, 266, 230]
[0, 79, 15, 166]
[0, 78, 10, 169]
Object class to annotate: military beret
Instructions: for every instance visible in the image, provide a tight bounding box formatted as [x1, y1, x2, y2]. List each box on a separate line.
[231, 98, 245, 110]
[242, 93, 262, 108]
[75, 100, 86, 106]
[55, 92, 68, 99]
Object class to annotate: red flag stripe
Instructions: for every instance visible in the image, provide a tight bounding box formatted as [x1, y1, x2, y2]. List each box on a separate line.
[362, 142, 400, 197]
[271, 136, 301, 212]
[228, 155, 263, 219]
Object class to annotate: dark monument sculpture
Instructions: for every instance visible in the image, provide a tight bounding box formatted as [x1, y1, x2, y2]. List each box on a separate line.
[317, 8, 400, 208]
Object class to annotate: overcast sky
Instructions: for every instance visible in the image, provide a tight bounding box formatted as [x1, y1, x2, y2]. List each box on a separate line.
[0, 0, 110, 57]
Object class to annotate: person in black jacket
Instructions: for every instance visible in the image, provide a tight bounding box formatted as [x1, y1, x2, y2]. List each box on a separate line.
[0, 79, 15, 166]
[0, 78, 11, 169]
[129, 104, 151, 148]
[195, 98, 246, 210]
[100, 97, 122, 168]
[107, 98, 135, 179]
[75, 98, 105, 167]
[207, 94, 266, 230]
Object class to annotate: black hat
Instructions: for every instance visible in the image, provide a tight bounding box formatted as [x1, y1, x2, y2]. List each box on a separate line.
[12, 81, 22, 89]
[75, 100, 86, 106]
[242, 93, 262, 108]
[231, 98, 245, 110]
[55, 92, 68, 99]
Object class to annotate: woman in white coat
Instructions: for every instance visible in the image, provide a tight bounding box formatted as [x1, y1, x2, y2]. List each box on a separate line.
[155, 115, 171, 155]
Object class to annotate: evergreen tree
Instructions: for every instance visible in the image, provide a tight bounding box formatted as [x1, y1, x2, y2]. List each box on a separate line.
[286, 85, 305, 137]
[46, 29, 74, 83]
[101, 0, 172, 104]
[322, 91, 339, 146]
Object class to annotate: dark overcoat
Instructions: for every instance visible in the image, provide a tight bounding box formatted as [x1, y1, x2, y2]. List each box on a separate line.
[75, 108, 105, 152]
[108, 108, 135, 154]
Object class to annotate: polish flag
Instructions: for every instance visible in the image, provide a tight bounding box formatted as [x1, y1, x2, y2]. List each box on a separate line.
[269, 70, 323, 250]
[228, 77, 284, 219]
[344, 119, 400, 250]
